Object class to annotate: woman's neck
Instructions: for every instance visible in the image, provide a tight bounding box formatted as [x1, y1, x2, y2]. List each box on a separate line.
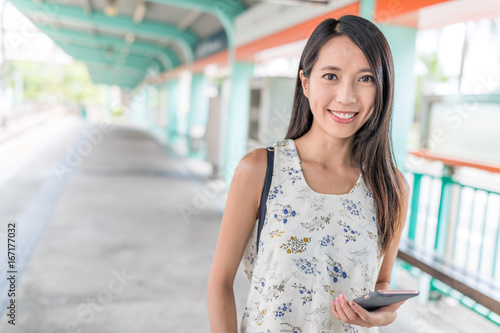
[294, 129, 357, 171]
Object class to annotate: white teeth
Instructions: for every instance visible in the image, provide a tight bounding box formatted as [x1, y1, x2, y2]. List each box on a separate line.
[329, 110, 356, 119]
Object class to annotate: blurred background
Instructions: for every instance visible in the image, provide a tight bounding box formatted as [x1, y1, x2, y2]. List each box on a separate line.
[0, 0, 499, 332]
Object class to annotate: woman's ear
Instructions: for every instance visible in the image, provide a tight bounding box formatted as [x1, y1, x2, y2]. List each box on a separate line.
[299, 70, 309, 98]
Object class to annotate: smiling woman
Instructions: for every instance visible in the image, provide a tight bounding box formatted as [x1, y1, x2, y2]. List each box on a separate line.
[207, 15, 410, 333]
[299, 36, 377, 137]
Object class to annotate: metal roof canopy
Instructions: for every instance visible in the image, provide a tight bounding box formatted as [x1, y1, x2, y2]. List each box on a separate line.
[8, 0, 251, 88]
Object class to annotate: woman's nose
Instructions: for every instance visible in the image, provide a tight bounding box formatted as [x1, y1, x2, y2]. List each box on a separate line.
[335, 80, 357, 105]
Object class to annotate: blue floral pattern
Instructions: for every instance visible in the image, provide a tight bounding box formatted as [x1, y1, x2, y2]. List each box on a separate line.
[241, 139, 383, 333]
[281, 166, 302, 185]
[293, 257, 322, 276]
[319, 235, 335, 247]
[342, 198, 365, 218]
[337, 220, 361, 243]
[268, 185, 284, 200]
[292, 282, 315, 305]
[281, 147, 298, 158]
[272, 203, 297, 224]
[326, 255, 349, 283]
[274, 301, 293, 318]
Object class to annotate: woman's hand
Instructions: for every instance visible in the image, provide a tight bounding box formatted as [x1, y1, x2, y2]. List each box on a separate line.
[331, 294, 405, 328]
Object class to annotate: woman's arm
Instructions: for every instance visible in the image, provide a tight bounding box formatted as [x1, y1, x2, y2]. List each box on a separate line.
[207, 148, 268, 333]
[332, 171, 411, 327]
[373, 171, 410, 292]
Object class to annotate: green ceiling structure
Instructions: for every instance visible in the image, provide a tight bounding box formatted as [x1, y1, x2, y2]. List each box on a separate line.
[146, 0, 246, 46]
[41, 26, 181, 69]
[8, 0, 248, 88]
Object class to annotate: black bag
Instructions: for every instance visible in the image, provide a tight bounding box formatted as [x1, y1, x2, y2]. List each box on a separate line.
[256, 146, 275, 253]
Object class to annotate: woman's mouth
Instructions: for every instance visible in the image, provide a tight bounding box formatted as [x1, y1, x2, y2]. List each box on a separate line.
[327, 110, 358, 124]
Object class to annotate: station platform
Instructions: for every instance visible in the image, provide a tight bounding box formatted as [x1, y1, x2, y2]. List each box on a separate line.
[0, 115, 497, 332]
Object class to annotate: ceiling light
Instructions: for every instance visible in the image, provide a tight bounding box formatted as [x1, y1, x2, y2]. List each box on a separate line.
[125, 32, 135, 44]
[133, 1, 147, 24]
[104, 0, 118, 16]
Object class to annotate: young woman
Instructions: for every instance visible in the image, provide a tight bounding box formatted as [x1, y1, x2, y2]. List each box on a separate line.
[207, 15, 410, 332]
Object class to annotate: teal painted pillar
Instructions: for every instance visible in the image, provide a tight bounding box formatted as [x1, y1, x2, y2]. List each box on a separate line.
[223, 61, 254, 185]
[144, 87, 150, 126]
[130, 88, 147, 125]
[435, 165, 454, 255]
[188, 73, 209, 158]
[381, 25, 417, 172]
[166, 78, 179, 143]
[359, 0, 376, 20]
[360, 0, 417, 171]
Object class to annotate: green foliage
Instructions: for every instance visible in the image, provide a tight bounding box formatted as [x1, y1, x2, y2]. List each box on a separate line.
[7, 60, 106, 104]
[414, 52, 450, 122]
[419, 53, 450, 83]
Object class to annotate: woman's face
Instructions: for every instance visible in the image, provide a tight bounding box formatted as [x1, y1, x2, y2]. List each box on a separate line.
[300, 36, 376, 141]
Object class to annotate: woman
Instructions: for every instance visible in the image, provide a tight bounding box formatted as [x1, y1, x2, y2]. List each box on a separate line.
[207, 15, 410, 332]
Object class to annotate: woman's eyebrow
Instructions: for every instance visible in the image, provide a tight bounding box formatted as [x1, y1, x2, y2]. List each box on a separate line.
[319, 65, 373, 73]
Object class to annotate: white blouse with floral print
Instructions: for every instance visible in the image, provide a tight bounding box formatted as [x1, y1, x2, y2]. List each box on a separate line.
[241, 139, 384, 333]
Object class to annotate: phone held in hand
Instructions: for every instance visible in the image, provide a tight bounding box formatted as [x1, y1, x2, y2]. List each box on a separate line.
[352, 290, 419, 311]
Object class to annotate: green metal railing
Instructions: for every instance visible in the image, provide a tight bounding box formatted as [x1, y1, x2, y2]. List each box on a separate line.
[403, 158, 500, 325]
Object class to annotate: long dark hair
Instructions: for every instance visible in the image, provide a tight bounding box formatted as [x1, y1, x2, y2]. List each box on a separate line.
[285, 15, 404, 255]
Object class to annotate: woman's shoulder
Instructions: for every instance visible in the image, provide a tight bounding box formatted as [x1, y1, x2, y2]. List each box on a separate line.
[231, 147, 270, 210]
[236, 147, 268, 180]
[234, 140, 285, 184]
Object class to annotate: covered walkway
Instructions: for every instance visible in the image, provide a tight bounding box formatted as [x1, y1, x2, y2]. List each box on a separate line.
[1, 0, 500, 331]
[0, 116, 242, 331]
[0, 115, 498, 332]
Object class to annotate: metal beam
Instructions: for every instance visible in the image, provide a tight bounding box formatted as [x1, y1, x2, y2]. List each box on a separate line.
[81, 0, 92, 15]
[79, 58, 146, 73]
[146, 0, 246, 46]
[87, 66, 143, 80]
[9, 0, 198, 62]
[91, 78, 135, 88]
[86, 62, 143, 74]
[57, 44, 153, 88]
[57, 42, 159, 68]
[89, 72, 140, 84]
[177, 10, 202, 30]
[88, 69, 141, 87]
[145, 0, 245, 19]
[75, 46, 151, 89]
[40, 25, 179, 69]
[62, 43, 165, 72]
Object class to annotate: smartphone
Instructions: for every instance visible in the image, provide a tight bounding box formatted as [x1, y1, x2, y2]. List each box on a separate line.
[352, 290, 419, 311]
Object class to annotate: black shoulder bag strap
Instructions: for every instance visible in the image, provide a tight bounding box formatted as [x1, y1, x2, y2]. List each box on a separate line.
[256, 147, 274, 254]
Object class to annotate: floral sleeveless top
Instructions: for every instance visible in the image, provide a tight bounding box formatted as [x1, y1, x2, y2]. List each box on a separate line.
[241, 139, 384, 333]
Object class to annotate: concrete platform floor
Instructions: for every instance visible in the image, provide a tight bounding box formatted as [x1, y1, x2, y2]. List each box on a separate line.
[0, 116, 498, 332]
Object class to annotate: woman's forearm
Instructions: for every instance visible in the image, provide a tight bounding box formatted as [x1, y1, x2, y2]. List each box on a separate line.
[207, 282, 239, 333]
[375, 281, 391, 291]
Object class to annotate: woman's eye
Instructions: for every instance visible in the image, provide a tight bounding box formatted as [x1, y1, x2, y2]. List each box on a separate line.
[360, 75, 374, 83]
[323, 73, 337, 80]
